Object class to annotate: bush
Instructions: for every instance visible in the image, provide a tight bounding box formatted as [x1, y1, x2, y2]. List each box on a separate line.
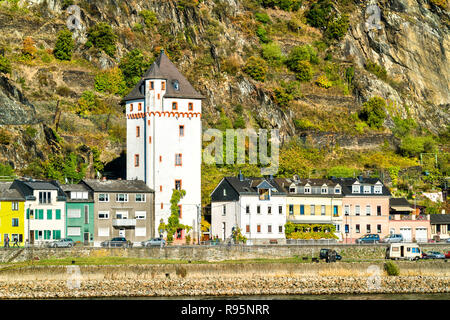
[0, 128, 11, 145]
[243, 56, 268, 82]
[305, 0, 333, 29]
[53, 29, 74, 61]
[0, 55, 11, 74]
[255, 12, 271, 24]
[384, 261, 400, 276]
[86, 23, 117, 57]
[358, 97, 387, 129]
[259, 0, 301, 11]
[325, 14, 349, 41]
[75, 91, 107, 116]
[139, 10, 158, 28]
[327, 166, 357, 178]
[256, 25, 271, 43]
[365, 60, 387, 81]
[274, 87, 293, 108]
[221, 55, 241, 74]
[286, 45, 318, 71]
[0, 163, 14, 177]
[294, 119, 315, 131]
[261, 42, 283, 66]
[233, 115, 246, 129]
[94, 66, 127, 95]
[315, 74, 332, 88]
[399, 135, 437, 157]
[294, 61, 313, 81]
[21, 37, 37, 59]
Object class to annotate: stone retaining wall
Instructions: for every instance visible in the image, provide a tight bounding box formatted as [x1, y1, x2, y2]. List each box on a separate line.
[0, 262, 448, 298]
[1, 244, 448, 263]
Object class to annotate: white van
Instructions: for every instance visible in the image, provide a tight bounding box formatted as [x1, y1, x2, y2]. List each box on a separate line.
[385, 243, 422, 260]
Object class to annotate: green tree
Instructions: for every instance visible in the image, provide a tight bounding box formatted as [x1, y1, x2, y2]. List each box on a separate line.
[86, 23, 117, 57]
[358, 97, 387, 129]
[325, 14, 349, 41]
[286, 45, 317, 71]
[94, 66, 127, 95]
[243, 56, 268, 82]
[305, 0, 333, 29]
[53, 29, 74, 61]
[119, 49, 151, 88]
[0, 163, 14, 177]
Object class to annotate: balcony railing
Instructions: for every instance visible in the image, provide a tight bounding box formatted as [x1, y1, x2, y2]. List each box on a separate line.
[112, 219, 136, 227]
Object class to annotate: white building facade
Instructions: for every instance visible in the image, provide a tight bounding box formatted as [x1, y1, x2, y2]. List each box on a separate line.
[124, 50, 203, 241]
[211, 175, 287, 244]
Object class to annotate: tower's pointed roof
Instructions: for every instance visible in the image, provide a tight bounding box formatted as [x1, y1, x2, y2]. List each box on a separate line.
[123, 49, 204, 102]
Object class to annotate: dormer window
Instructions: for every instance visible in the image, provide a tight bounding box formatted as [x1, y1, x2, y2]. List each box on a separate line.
[172, 80, 179, 91]
[374, 185, 382, 194]
[258, 188, 270, 200]
[363, 186, 371, 194]
[304, 186, 311, 194]
[321, 186, 328, 194]
[289, 187, 296, 193]
[352, 184, 360, 193]
[223, 189, 226, 197]
[334, 187, 341, 194]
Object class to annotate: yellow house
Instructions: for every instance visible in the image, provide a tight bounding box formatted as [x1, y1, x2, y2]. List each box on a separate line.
[276, 178, 343, 240]
[0, 182, 25, 246]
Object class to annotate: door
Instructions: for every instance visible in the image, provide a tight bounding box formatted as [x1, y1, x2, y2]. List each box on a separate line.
[415, 228, 427, 243]
[400, 227, 412, 242]
[83, 232, 89, 246]
[222, 222, 226, 241]
[119, 229, 125, 238]
[400, 245, 404, 258]
[29, 230, 34, 245]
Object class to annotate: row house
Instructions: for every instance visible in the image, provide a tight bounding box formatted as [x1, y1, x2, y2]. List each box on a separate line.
[430, 214, 450, 241]
[388, 197, 430, 242]
[0, 182, 25, 245]
[80, 179, 155, 247]
[61, 183, 94, 245]
[331, 177, 391, 244]
[11, 179, 66, 245]
[275, 178, 343, 240]
[210, 173, 287, 244]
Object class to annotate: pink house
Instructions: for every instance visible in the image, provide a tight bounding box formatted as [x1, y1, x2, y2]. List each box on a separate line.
[332, 178, 390, 243]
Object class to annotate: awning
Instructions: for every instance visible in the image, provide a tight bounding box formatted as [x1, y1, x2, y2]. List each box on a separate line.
[391, 206, 414, 212]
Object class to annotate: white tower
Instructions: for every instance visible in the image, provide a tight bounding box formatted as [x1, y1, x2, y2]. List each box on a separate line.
[124, 49, 203, 242]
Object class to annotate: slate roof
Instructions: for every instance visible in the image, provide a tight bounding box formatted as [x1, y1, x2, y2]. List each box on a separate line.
[0, 182, 24, 201]
[430, 214, 450, 224]
[123, 49, 204, 102]
[81, 179, 154, 193]
[330, 177, 391, 196]
[61, 184, 94, 203]
[10, 179, 66, 200]
[222, 176, 286, 195]
[390, 198, 412, 207]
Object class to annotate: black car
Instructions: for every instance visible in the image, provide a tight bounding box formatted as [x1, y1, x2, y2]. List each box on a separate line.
[101, 237, 131, 248]
[319, 248, 342, 261]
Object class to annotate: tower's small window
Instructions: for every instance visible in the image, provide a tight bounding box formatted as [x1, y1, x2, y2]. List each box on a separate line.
[134, 154, 139, 167]
[150, 81, 154, 90]
[136, 126, 140, 137]
[138, 103, 142, 111]
[162, 82, 165, 90]
[179, 125, 184, 137]
[188, 102, 193, 111]
[130, 103, 133, 112]
[172, 102, 178, 110]
[172, 80, 179, 91]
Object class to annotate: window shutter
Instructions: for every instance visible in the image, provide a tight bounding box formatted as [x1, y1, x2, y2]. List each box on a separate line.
[47, 209, 52, 220]
[56, 209, 61, 220]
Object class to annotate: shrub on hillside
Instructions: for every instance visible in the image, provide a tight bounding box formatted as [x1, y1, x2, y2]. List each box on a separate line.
[358, 97, 387, 129]
[399, 135, 437, 157]
[261, 42, 283, 66]
[21, 37, 37, 59]
[0, 55, 11, 74]
[119, 49, 151, 88]
[305, 0, 333, 29]
[94, 67, 127, 95]
[259, 0, 301, 11]
[255, 12, 271, 24]
[315, 74, 332, 88]
[0, 163, 14, 177]
[86, 23, 117, 57]
[294, 61, 313, 81]
[256, 25, 271, 43]
[365, 60, 387, 81]
[325, 14, 349, 41]
[286, 45, 318, 71]
[139, 10, 158, 28]
[243, 56, 268, 82]
[53, 29, 74, 61]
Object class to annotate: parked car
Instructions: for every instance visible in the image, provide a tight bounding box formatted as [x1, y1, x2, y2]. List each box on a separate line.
[101, 237, 131, 248]
[319, 248, 342, 261]
[356, 234, 381, 244]
[421, 251, 445, 259]
[445, 251, 450, 259]
[47, 238, 75, 248]
[446, 238, 450, 243]
[385, 243, 421, 260]
[381, 234, 403, 243]
[141, 238, 166, 247]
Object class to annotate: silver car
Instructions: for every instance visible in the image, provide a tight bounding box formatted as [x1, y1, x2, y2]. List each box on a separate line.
[382, 234, 403, 243]
[141, 238, 166, 247]
[48, 238, 75, 248]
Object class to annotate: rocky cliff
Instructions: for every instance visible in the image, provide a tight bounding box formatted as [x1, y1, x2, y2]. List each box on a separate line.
[0, 0, 448, 175]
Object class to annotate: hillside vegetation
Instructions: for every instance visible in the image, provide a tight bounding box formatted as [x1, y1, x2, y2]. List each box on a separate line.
[0, 0, 448, 212]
